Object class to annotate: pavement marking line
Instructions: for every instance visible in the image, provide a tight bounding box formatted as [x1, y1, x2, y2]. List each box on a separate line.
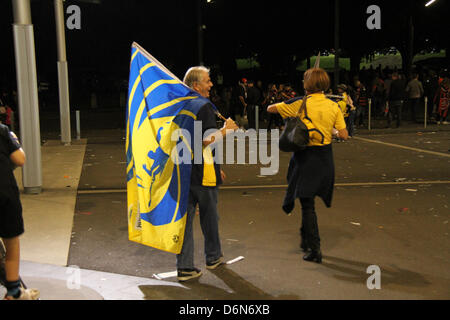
[353, 136, 450, 158]
[333, 181, 450, 187]
[78, 189, 128, 194]
[221, 181, 450, 189]
[77, 180, 450, 194]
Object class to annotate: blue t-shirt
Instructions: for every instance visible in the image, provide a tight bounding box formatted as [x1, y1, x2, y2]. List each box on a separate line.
[190, 103, 222, 187]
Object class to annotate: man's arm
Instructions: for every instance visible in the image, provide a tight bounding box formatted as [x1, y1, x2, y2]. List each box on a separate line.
[9, 131, 26, 167]
[10, 149, 26, 167]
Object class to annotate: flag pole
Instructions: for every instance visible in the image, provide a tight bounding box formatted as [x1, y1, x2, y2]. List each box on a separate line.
[132, 42, 228, 122]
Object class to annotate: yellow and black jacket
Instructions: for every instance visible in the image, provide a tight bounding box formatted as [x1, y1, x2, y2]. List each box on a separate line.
[276, 93, 346, 211]
[276, 93, 346, 146]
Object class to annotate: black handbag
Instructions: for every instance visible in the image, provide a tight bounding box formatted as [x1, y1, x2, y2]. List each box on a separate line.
[279, 97, 309, 152]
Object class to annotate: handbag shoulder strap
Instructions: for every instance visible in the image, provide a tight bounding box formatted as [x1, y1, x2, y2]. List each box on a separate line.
[298, 95, 325, 144]
[297, 95, 308, 118]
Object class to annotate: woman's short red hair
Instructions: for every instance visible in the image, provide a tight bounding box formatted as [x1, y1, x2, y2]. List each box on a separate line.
[303, 68, 330, 94]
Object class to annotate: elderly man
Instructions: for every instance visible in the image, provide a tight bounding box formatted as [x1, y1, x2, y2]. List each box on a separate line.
[176, 66, 238, 282]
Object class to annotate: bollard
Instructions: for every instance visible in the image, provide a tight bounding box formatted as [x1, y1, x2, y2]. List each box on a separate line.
[76, 110, 81, 140]
[255, 105, 259, 132]
[424, 97, 428, 129]
[368, 98, 372, 131]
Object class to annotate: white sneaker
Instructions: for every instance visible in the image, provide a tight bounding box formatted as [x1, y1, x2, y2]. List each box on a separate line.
[442, 121, 449, 125]
[4, 287, 40, 300]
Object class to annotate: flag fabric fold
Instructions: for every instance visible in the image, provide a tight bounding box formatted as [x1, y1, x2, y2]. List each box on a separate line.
[126, 42, 212, 254]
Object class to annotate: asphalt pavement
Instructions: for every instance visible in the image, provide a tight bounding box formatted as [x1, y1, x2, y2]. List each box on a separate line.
[62, 121, 449, 300]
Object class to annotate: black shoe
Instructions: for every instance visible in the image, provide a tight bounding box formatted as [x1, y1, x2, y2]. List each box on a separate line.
[300, 241, 311, 252]
[206, 257, 224, 270]
[303, 250, 322, 263]
[177, 268, 202, 282]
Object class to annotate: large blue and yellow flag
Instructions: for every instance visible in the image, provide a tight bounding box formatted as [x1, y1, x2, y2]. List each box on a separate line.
[126, 42, 212, 254]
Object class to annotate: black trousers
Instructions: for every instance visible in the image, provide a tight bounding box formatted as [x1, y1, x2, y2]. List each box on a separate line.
[299, 197, 320, 252]
[247, 105, 256, 129]
[267, 113, 282, 130]
[387, 100, 403, 127]
[408, 98, 420, 122]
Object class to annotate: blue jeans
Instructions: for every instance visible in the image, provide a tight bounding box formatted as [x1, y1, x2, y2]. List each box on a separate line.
[176, 185, 222, 269]
[345, 110, 356, 137]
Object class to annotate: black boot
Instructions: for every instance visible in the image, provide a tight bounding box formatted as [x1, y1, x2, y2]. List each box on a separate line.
[299, 226, 311, 252]
[303, 250, 322, 263]
[300, 198, 321, 263]
[300, 241, 311, 252]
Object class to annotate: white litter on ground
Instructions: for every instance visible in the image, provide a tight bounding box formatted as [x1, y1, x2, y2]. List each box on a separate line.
[153, 271, 177, 280]
[226, 256, 245, 265]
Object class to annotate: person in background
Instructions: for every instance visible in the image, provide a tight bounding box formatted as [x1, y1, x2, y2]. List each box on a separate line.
[371, 75, 385, 116]
[277, 84, 285, 102]
[0, 106, 6, 126]
[246, 80, 261, 129]
[237, 78, 248, 128]
[353, 78, 368, 127]
[263, 84, 282, 131]
[337, 84, 356, 138]
[405, 72, 424, 123]
[0, 90, 15, 131]
[282, 83, 297, 100]
[386, 72, 406, 128]
[434, 76, 449, 125]
[1, 123, 40, 300]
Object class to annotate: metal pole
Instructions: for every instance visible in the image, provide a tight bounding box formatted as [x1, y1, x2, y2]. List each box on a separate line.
[334, 0, 340, 91]
[408, 15, 414, 79]
[76, 110, 80, 139]
[368, 98, 372, 130]
[197, 0, 204, 66]
[255, 105, 259, 132]
[54, 0, 71, 145]
[424, 97, 428, 129]
[12, 0, 42, 194]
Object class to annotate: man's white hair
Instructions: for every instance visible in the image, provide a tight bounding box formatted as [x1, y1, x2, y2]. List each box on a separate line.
[183, 66, 210, 89]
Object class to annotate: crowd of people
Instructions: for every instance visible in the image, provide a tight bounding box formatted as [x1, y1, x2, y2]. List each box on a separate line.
[344, 66, 450, 128]
[207, 65, 450, 133]
[209, 79, 298, 131]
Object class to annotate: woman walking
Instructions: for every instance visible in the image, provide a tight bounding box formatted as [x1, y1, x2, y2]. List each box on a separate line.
[267, 68, 348, 263]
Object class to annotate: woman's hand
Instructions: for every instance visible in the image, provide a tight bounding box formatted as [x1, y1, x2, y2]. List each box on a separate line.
[267, 104, 279, 114]
[220, 170, 226, 182]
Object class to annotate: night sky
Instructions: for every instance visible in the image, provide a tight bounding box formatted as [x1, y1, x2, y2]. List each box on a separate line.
[0, 0, 448, 104]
